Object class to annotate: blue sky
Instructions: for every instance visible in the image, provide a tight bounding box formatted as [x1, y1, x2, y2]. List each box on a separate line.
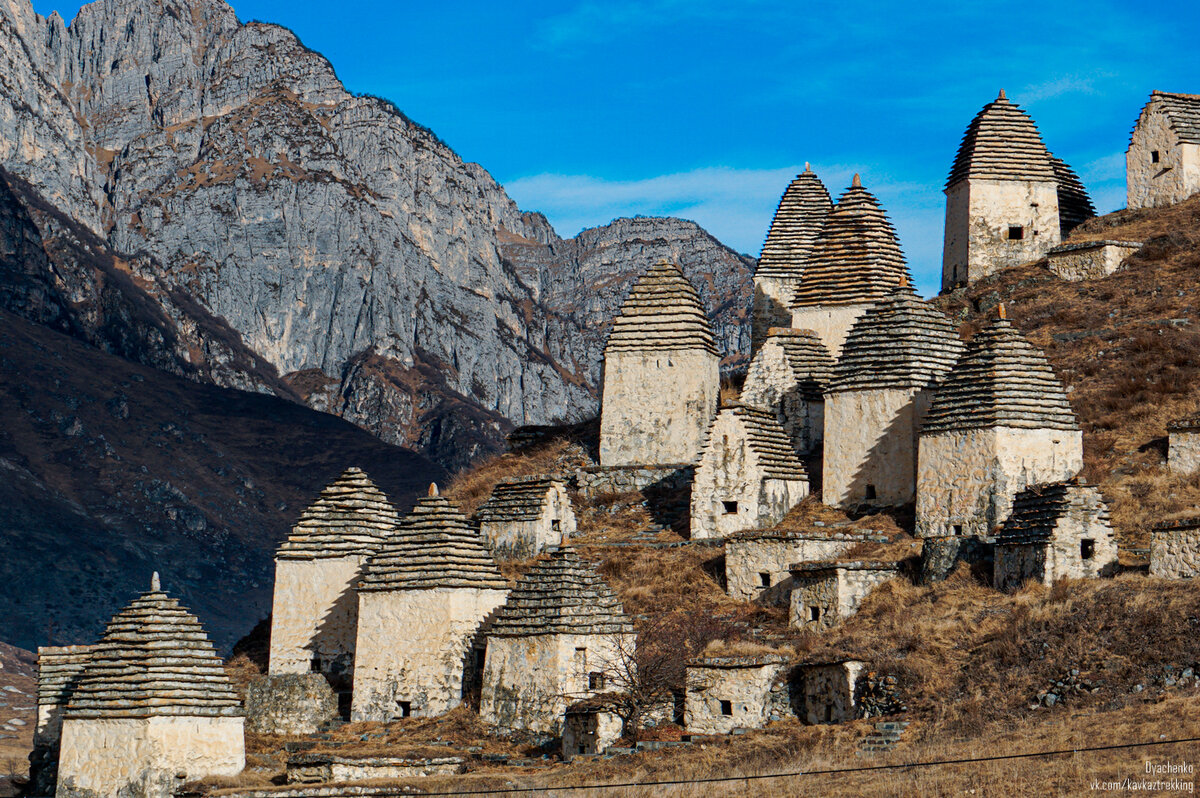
[34, 0, 1200, 295]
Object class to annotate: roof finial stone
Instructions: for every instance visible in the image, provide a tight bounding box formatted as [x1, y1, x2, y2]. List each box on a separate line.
[997, 303, 1007, 320]
[804, 161, 811, 173]
[852, 173, 862, 188]
[428, 482, 439, 497]
[151, 571, 160, 592]
[998, 88, 1007, 100]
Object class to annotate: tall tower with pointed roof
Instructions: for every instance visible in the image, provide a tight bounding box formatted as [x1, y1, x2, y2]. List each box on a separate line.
[599, 261, 720, 467]
[752, 166, 833, 352]
[351, 485, 509, 720]
[1127, 90, 1200, 210]
[268, 467, 399, 685]
[916, 309, 1082, 537]
[822, 284, 963, 508]
[55, 579, 244, 798]
[789, 175, 913, 358]
[942, 90, 1094, 291]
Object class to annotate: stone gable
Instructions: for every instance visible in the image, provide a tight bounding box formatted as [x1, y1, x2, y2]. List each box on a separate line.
[474, 476, 576, 558]
[740, 328, 834, 455]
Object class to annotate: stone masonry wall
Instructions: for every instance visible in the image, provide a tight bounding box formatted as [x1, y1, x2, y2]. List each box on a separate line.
[740, 339, 825, 455]
[751, 276, 794, 353]
[800, 661, 864, 724]
[1047, 242, 1141, 281]
[995, 508, 1117, 590]
[684, 660, 786, 735]
[824, 387, 931, 508]
[1128, 108, 1200, 210]
[790, 303, 871, 359]
[245, 674, 338, 735]
[575, 465, 693, 498]
[269, 556, 367, 680]
[725, 534, 867, 606]
[479, 483, 576, 558]
[789, 567, 898, 629]
[1169, 430, 1200, 475]
[562, 709, 623, 759]
[944, 179, 1060, 287]
[1150, 526, 1200, 579]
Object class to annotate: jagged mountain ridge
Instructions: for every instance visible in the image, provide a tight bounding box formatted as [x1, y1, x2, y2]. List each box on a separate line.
[0, 0, 753, 469]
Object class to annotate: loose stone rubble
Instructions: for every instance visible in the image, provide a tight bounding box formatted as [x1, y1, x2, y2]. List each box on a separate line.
[475, 476, 576, 558]
[1149, 518, 1200, 579]
[788, 561, 902, 630]
[740, 327, 835, 455]
[1127, 91, 1200, 210]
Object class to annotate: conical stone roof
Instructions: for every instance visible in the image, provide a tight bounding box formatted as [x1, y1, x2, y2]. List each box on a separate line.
[790, 176, 912, 307]
[704, 405, 808, 481]
[1133, 91, 1200, 145]
[1052, 157, 1095, 236]
[487, 549, 634, 637]
[756, 166, 833, 279]
[947, 90, 1057, 186]
[358, 486, 507, 591]
[64, 578, 242, 719]
[476, 476, 564, 523]
[996, 479, 1111, 544]
[829, 286, 964, 393]
[921, 313, 1079, 434]
[276, 467, 400, 560]
[603, 261, 718, 356]
[745, 328, 835, 402]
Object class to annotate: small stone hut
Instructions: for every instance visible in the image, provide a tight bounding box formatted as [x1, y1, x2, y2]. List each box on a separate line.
[993, 480, 1118, 590]
[1149, 518, 1200, 579]
[55, 576, 244, 798]
[797, 660, 867, 724]
[752, 166, 833, 350]
[480, 549, 635, 734]
[1168, 412, 1200, 474]
[916, 309, 1082, 538]
[942, 89, 1094, 291]
[690, 405, 810, 542]
[822, 283, 963, 509]
[562, 700, 623, 760]
[1127, 91, 1200, 210]
[684, 654, 788, 735]
[269, 467, 398, 685]
[599, 261, 720, 468]
[352, 485, 509, 721]
[30, 646, 93, 796]
[1046, 240, 1142, 282]
[789, 175, 912, 358]
[474, 475, 576, 558]
[789, 560, 902, 630]
[740, 327, 835, 455]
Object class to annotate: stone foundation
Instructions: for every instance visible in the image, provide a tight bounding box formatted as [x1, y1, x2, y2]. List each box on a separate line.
[575, 465, 693, 499]
[1046, 240, 1141, 281]
[245, 674, 338, 735]
[919, 536, 994, 584]
[287, 755, 464, 784]
[1150, 521, 1200, 578]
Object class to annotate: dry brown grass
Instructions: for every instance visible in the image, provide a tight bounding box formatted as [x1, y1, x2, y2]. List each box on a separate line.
[700, 639, 791, 658]
[444, 439, 592, 516]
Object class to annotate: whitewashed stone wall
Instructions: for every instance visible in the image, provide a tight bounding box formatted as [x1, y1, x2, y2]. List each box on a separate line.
[56, 716, 244, 798]
[1047, 241, 1141, 281]
[994, 510, 1118, 590]
[741, 337, 825, 454]
[725, 533, 876, 606]
[824, 388, 932, 508]
[479, 484, 576, 558]
[352, 586, 509, 720]
[1150, 525, 1200, 578]
[1169, 430, 1200, 474]
[1128, 107, 1200, 209]
[752, 277, 794, 352]
[245, 674, 338, 735]
[562, 708, 623, 759]
[790, 304, 871, 359]
[942, 179, 1060, 288]
[916, 427, 1084, 537]
[600, 349, 719, 467]
[684, 658, 786, 735]
[789, 565, 899, 630]
[799, 661, 864, 724]
[269, 556, 366, 679]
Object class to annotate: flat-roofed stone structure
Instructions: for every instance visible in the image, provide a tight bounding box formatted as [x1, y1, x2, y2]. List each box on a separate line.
[916, 310, 1082, 538]
[690, 405, 809, 541]
[1168, 413, 1200, 474]
[1149, 518, 1200, 579]
[352, 485, 509, 721]
[724, 528, 890, 607]
[1047, 240, 1142, 281]
[752, 166, 833, 351]
[244, 674, 337, 735]
[797, 660, 866, 724]
[942, 90, 1094, 291]
[562, 700, 623, 760]
[788, 561, 901, 630]
[740, 328, 835, 455]
[823, 284, 963, 509]
[1127, 91, 1200, 210]
[269, 468, 399, 685]
[790, 175, 912, 358]
[599, 261, 720, 468]
[475, 476, 576, 558]
[684, 654, 788, 735]
[30, 646, 94, 796]
[56, 576, 244, 798]
[993, 480, 1117, 590]
[480, 549, 635, 734]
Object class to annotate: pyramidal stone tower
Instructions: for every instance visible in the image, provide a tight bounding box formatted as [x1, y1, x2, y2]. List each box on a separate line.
[480, 549, 635, 734]
[942, 90, 1094, 291]
[352, 485, 509, 721]
[55, 576, 244, 798]
[752, 166, 833, 351]
[1126, 91, 1200, 210]
[599, 261, 720, 468]
[268, 468, 398, 684]
[790, 175, 912, 358]
[823, 283, 963, 509]
[916, 308, 1082, 538]
[740, 327, 835, 455]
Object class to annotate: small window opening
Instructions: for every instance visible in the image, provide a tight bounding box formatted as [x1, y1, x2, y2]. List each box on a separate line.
[809, 606, 820, 622]
[398, 701, 411, 718]
[1151, 150, 1160, 164]
[310, 655, 322, 673]
[1008, 225, 1025, 241]
[588, 672, 606, 690]
[864, 484, 876, 501]
[719, 700, 733, 716]
[825, 704, 835, 722]
[721, 500, 738, 515]
[551, 518, 561, 532]
[759, 572, 772, 588]
[953, 524, 963, 536]
[1081, 539, 1095, 560]
[578, 745, 586, 754]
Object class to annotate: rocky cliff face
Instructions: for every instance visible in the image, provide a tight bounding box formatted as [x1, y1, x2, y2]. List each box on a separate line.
[0, 0, 753, 470]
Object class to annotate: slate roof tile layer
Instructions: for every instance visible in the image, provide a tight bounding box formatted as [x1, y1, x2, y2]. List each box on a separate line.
[1134, 91, 1200, 145]
[1052, 157, 1096, 236]
[359, 490, 507, 591]
[829, 286, 963, 393]
[790, 176, 912, 308]
[37, 646, 94, 706]
[487, 549, 633, 637]
[995, 480, 1110, 545]
[947, 91, 1057, 185]
[751, 328, 835, 401]
[475, 476, 562, 523]
[922, 316, 1079, 433]
[603, 261, 719, 356]
[276, 467, 400, 560]
[705, 405, 809, 481]
[756, 166, 833, 279]
[64, 587, 242, 719]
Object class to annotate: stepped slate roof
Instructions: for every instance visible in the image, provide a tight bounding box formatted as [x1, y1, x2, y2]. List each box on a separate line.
[756, 165, 833, 279]
[947, 90, 1057, 186]
[790, 176, 912, 308]
[1133, 91, 1200, 146]
[475, 476, 566, 523]
[829, 286, 963, 393]
[1052, 157, 1096, 236]
[995, 480, 1111, 545]
[603, 261, 719, 356]
[37, 646, 93, 706]
[64, 578, 242, 719]
[359, 487, 507, 591]
[746, 328, 835, 402]
[703, 405, 809, 481]
[487, 549, 634, 637]
[276, 467, 399, 560]
[921, 315, 1079, 434]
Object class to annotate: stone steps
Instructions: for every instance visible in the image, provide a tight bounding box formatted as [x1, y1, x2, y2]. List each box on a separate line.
[856, 720, 909, 756]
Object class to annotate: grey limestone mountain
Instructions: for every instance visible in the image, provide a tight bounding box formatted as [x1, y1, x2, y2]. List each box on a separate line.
[0, 0, 753, 470]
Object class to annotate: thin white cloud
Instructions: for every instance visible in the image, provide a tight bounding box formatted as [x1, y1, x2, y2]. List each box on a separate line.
[1019, 75, 1103, 103]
